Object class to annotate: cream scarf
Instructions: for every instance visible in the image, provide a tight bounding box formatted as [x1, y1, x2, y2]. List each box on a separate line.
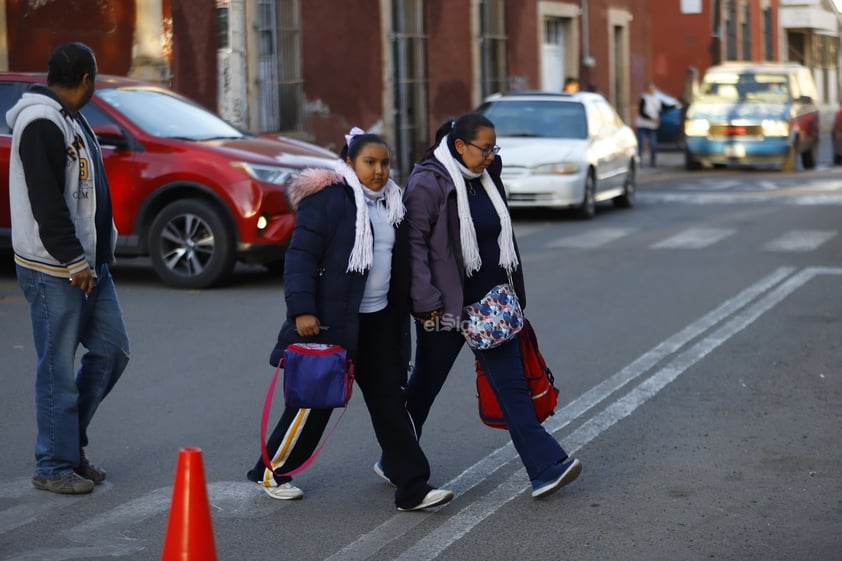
[433, 139, 518, 276]
[334, 160, 405, 273]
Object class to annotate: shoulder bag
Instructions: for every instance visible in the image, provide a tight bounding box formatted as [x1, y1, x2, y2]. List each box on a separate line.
[475, 318, 559, 429]
[461, 272, 524, 350]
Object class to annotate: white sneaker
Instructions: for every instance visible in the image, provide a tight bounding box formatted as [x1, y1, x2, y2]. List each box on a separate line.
[260, 481, 303, 500]
[397, 488, 454, 511]
[373, 461, 397, 488]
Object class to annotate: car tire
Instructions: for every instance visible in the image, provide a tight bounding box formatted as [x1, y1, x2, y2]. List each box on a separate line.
[148, 198, 236, 289]
[613, 159, 636, 208]
[576, 172, 596, 220]
[684, 148, 702, 170]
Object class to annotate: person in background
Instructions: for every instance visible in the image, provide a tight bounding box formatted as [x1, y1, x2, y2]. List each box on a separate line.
[377, 113, 582, 500]
[635, 80, 666, 167]
[7, 42, 130, 495]
[247, 128, 453, 512]
[563, 77, 580, 93]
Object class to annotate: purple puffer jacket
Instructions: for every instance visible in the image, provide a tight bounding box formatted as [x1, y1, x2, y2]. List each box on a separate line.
[403, 155, 526, 327]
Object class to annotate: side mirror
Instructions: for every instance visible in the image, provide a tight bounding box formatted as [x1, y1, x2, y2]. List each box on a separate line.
[797, 95, 814, 105]
[92, 123, 129, 150]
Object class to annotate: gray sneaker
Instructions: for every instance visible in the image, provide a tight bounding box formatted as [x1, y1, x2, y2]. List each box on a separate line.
[32, 472, 94, 495]
[75, 449, 106, 483]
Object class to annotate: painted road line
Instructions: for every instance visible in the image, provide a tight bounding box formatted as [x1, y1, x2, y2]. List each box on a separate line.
[546, 227, 637, 249]
[391, 266, 841, 561]
[650, 227, 736, 249]
[763, 230, 837, 252]
[323, 266, 796, 561]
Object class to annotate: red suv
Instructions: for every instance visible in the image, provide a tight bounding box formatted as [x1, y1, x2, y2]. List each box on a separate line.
[1, 73, 336, 288]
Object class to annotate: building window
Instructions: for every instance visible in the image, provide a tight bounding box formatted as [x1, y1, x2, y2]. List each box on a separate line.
[480, 0, 507, 97]
[725, 0, 738, 61]
[275, 0, 303, 131]
[216, 5, 229, 49]
[742, 4, 751, 60]
[763, 7, 773, 61]
[392, 0, 428, 180]
[253, 0, 303, 132]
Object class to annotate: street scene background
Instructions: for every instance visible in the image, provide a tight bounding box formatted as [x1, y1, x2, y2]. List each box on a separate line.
[1, 138, 841, 560]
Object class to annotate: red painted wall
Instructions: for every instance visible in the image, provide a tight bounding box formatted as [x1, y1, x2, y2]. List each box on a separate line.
[506, 1, 539, 91]
[6, 0, 135, 74]
[300, 0, 384, 152]
[649, 0, 779, 101]
[4, 0, 215, 111]
[426, 0, 475, 138]
[169, 0, 217, 111]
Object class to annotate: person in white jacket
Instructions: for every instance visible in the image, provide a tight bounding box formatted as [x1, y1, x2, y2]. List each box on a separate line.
[635, 81, 664, 167]
[7, 42, 129, 495]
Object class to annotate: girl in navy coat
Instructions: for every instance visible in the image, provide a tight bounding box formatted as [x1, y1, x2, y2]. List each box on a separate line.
[247, 129, 452, 511]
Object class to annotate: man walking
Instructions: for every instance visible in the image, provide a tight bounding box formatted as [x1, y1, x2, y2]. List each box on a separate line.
[7, 42, 130, 494]
[635, 81, 665, 167]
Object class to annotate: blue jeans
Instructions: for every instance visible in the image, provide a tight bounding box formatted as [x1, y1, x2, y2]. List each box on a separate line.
[637, 127, 658, 166]
[16, 264, 130, 478]
[406, 324, 568, 482]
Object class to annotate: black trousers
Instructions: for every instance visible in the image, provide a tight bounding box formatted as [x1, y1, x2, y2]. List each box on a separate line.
[248, 307, 432, 509]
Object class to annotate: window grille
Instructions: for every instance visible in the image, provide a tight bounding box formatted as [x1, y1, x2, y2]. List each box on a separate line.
[480, 0, 508, 97]
[392, 0, 428, 180]
[741, 4, 751, 60]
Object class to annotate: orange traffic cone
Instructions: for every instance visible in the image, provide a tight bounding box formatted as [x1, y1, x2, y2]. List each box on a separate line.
[161, 447, 218, 561]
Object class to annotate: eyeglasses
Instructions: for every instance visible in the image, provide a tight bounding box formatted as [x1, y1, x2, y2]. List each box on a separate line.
[465, 141, 501, 158]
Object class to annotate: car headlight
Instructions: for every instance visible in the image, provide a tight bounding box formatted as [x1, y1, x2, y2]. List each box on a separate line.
[532, 162, 579, 175]
[684, 119, 710, 137]
[231, 162, 297, 185]
[761, 119, 789, 137]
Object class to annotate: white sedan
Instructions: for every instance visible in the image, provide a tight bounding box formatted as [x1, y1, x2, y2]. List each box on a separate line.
[477, 91, 639, 219]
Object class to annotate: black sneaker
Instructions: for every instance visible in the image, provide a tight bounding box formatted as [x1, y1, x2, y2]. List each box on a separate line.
[32, 472, 94, 495]
[75, 449, 106, 483]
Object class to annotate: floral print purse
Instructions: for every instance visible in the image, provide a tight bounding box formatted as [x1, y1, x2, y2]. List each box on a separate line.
[461, 274, 524, 350]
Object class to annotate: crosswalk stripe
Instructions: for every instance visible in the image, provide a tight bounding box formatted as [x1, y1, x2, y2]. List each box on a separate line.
[651, 227, 736, 249]
[763, 230, 837, 252]
[546, 227, 636, 248]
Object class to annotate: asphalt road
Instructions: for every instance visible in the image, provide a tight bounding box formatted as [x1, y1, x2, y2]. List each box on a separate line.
[1, 151, 841, 561]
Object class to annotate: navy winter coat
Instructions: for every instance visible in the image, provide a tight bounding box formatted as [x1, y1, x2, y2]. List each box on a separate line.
[270, 168, 410, 366]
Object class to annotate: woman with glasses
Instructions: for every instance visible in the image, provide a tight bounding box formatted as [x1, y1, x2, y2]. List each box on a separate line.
[375, 112, 582, 500]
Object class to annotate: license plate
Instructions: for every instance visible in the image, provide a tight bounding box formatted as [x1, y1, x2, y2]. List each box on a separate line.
[724, 144, 746, 158]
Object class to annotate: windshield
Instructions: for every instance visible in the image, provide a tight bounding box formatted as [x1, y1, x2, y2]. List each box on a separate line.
[96, 87, 245, 140]
[480, 99, 588, 139]
[699, 72, 790, 103]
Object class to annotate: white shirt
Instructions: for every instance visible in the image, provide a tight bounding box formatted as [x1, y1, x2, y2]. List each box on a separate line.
[358, 197, 395, 313]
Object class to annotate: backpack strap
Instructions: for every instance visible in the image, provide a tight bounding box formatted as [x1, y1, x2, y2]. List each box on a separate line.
[260, 361, 349, 477]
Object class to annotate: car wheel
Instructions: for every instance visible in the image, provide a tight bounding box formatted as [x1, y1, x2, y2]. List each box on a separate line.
[781, 143, 797, 172]
[613, 159, 636, 208]
[148, 198, 236, 289]
[684, 148, 701, 170]
[576, 172, 596, 220]
[801, 142, 817, 169]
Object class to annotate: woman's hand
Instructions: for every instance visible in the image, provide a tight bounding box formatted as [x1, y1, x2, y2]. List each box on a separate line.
[415, 309, 444, 329]
[295, 314, 321, 337]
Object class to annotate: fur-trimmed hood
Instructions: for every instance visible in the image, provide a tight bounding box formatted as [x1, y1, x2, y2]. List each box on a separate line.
[286, 167, 344, 211]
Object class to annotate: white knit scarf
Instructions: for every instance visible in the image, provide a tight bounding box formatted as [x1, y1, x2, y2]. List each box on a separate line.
[334, 159, 405, 273]
[433, 139, 518, 276]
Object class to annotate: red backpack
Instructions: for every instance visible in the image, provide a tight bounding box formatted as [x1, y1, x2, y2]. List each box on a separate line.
[475, 318, 559, 429]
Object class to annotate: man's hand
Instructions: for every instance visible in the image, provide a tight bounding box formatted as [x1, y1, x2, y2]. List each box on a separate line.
[69, 269, 96, 296]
